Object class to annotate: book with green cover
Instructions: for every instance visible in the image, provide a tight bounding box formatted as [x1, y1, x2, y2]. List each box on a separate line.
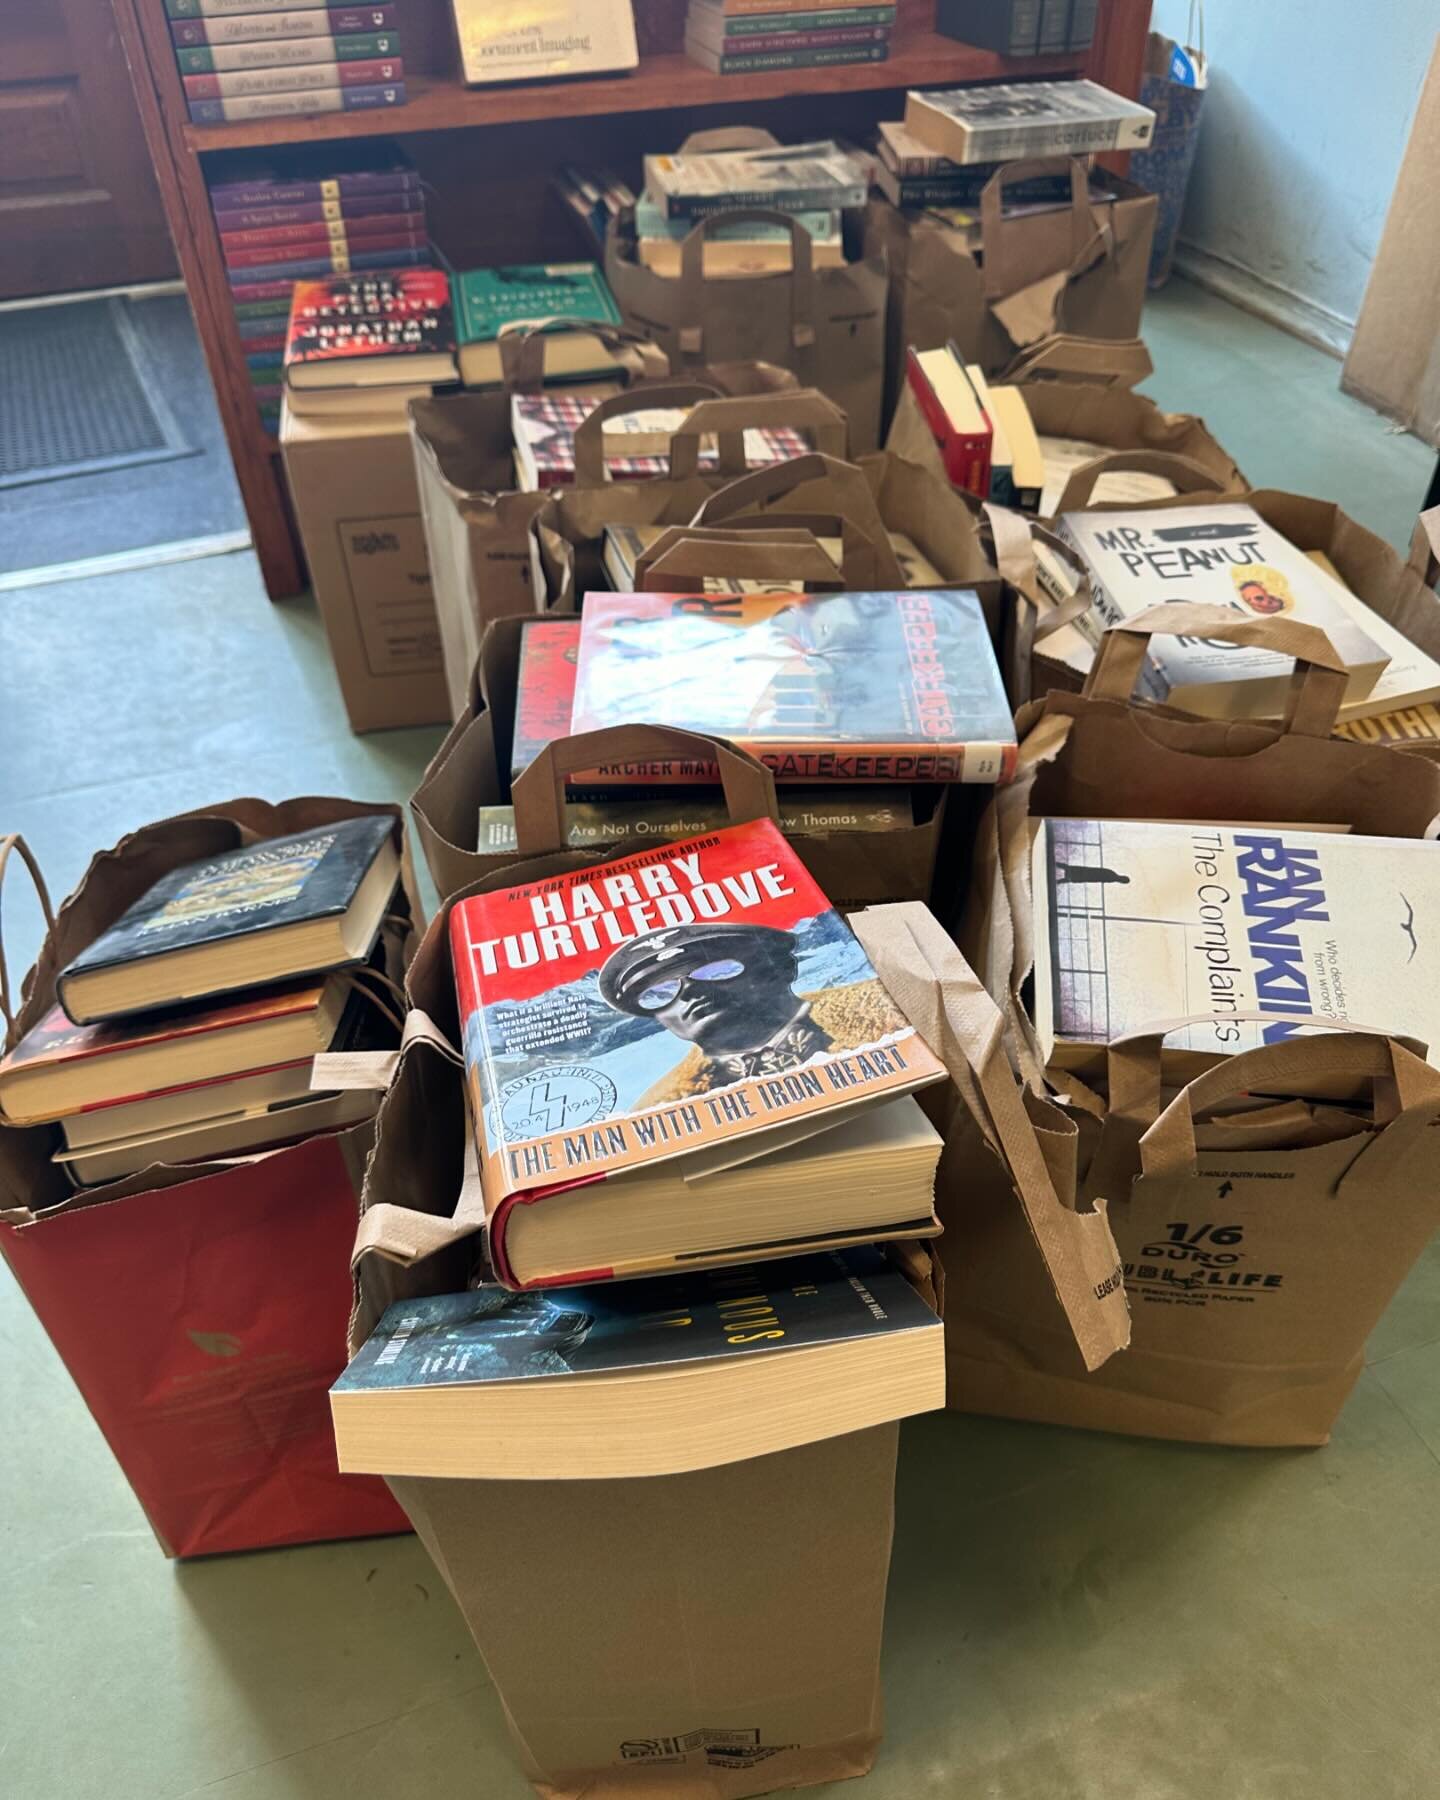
[453, 262, 623, 387]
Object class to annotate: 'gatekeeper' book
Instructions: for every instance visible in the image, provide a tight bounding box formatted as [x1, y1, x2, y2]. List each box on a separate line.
[449, 817, 945, 1286]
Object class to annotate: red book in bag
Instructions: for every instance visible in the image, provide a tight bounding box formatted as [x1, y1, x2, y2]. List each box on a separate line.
[905, 344, 992, 496]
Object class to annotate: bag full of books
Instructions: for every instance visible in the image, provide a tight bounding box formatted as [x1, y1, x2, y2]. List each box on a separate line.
[0, 800, 423, 1556]
[866, 153, 1158, 417]
[336, 729, 947, 1796]
[853, 903, 1440, 1448]
[607, 129, 888, 450]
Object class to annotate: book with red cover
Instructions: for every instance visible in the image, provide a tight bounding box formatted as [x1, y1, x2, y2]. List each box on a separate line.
[219, 208, 425, 253]
[511, 617, 582, 784]
[568, 590, 1017, 784]
[227, 228, 425, 270]
[284, 267, 456, 390]
[0, 978, 346, 1126]
[905, 344, 992, 496]
[449, 817, 945, 1287]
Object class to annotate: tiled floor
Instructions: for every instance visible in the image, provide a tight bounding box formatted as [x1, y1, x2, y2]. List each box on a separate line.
[1, 280, 1437, 1800]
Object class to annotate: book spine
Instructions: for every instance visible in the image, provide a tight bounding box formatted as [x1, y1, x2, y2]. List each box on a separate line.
[208, 172, 418, 206]
[905, 354, 991, 495]
[232, 295, 295, 318]
[1036, 0, 1070, 52]
[966, 116, 1146, 160]
[170, 4, 393, 41]
[212, 191, 419, 228]
[237, 315, 289, 341]
[1067, 0, 1098, 48]
[687, 41, 889, 72]
[228, 276, 300, 301]
[224, 245, 426, 283]
[712, 0, 871, 13]
[665, 179, 868, 218]
[690, 24, 892, 52]
[570, 744, 1011, 783]
[224, 231, 425, 271]
[247, 346, 285, 369]
[183, 56, 402, 98]
[935, 0, 1041, 54]
[175, 30, 399, 72]
[219, 207, 423, 249]
[692, 4, 896, 32]
[167, 0, 334, 17]
[187, 81, 406, 122]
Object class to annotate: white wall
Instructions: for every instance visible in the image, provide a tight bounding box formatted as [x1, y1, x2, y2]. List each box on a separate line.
[1151, 1, 1435, 348]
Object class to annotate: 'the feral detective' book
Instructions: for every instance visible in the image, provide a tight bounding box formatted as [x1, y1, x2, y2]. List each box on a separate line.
[1030, 817, 1440, 1069]
[450, 818, 945, 1264]
[331, 1245, 944, 1477]
[904, 79, 1155, 165]
[57, 816, 399, 1024]
[285, 268, 455, 389]
[1054, 502, 1391, 719]
[570, 590, 1017, 784]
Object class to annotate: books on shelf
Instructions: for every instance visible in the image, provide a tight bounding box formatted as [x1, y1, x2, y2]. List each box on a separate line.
[684, 33, 891, 75]
[570, 590, 1017, 784]
[183, 56, 403, 100]
[453, 262, 624, 387]
[1030, 817, 1440, 1073]
[331, 1245, 944, 1479]
[477, 790, 916, 857]
[220, 209, 425, 253]
[449, 815, 946, 1286]
[687, 0, 897, 32]
[634, 197, 844, 276]
[553, 164, 636, 253]
[904, 79, 1157, 165]
[644, 140, 868, 218]
[284, 268, 457, 391]
[188, 80, 407, 125]
[450, 0, 638, 86]
[935, 0, 1096, 55]
[55, 816, 400, 1025]
[176, 31, 399, 73]
[602, 519, 943, 591]
[209, 157, 420, 208]
[1053, 502, 1399, 720]
[170, 6, 397, 46]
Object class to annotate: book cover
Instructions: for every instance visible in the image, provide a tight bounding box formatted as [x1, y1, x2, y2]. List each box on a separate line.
[336, 1246, 937, 1391]
[688, 2, 897, 34]
[1334, 703, 1440, 746]
[452, 0, 638, 85]
[225, 226, 424, 267]
[686, 23, 891, 54]
[686, 40, 889, 72]
[907, 346, 992, 496]
[644, 141, 867, 219]
[188, 82, 406, 125]
[1031, 817, 1440, 1064]
[512, 617, 581, 783]
[220, 209, 424, 251]
[177, 31, 398, 72]
[59, 817, 394, 986]
[285, 267, 453, 375]
[453, 262, 621, 346]
[904, 79, 1156, 165]
[449, 817, 942, 1207]
[570, 590, 1016, 784]
[478, 790, 914, 855]
[1055, 502, 1389, 718]
[184, 56, 402, 99]
[510, 390, 810, 489]
[172, 6, 394, 44]
[209, 165, 417, 207]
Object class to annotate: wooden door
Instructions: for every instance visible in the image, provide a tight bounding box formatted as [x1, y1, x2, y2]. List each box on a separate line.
[0, 0, 177, 299]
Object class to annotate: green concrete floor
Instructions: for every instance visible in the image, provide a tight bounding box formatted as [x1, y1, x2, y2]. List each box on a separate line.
[2, 280, 1438, 1800]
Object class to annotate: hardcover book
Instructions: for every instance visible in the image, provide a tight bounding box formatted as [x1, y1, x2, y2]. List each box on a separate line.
[331, 1245, 945, 1478]
[936, 0, 1041, 55]
[476, 790, 915, 856]
[55, 816, 399, 1024]
[686, 2, 897, 33]
[644, 141, 867, 219]
[451, 0, 639, 86]
[449, 818, 946, 1285]
[177, 32, 399, 72]
[213, 191, 418, 229]
[184, 57, 403, 100]
[188, 82, 406, 125]
[167, 0, 347, 15]
[1054, 502, 1392, 719]
[453, 262, 623, 386]
[684, 39, 890, 73]
[570, 590, 1017, 784]
[904, 79, 1156, 165]
[285, 268, 456, 389]
[906, 346, 991, 496]
[1030, 817, 1440, 1072]
[208, 161, 418, 206]
[226, 228, 424, 268]
[509, 391, 810, 490]
[686, 20, 893, 53]
[229, 246, 428, 286]
[511, 617, 580, 783]
[171, 7, 395, 45]
[221, 210, 425, 252]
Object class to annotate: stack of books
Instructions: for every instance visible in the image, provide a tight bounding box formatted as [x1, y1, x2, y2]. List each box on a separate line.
[283, 266, 458, 423]
[168, 0, 409, 127]
[683, 0, 895, 76]
[0, 819, 403, 1188]
[907, 342, 1045, 508]
[210, 150, 432, 433]
[872, 115, 1123, 217]
[332, 818, 947, 1480]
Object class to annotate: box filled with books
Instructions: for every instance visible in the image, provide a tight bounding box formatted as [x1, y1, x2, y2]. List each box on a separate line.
[0, 801, 419, 1558]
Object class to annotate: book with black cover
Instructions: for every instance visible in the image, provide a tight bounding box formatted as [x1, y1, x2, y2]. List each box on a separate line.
[57, 816, 399, 1024]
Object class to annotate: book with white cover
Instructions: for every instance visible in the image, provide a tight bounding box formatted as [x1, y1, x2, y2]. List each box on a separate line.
[451, 0, 637, 86]
[643, 141, 867, 219]
[1030, 817, 1440, 1070]
[1054, 502, 1389, 718]
[905, 79, 1155, 166]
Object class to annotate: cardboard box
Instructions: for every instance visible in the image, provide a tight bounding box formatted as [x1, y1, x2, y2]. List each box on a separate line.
[282, 402, 450, 733]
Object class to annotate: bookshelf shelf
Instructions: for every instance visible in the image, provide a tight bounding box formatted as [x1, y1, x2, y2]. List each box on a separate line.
[112, 0, 1155, 600]
[180, 40, 1086, 155]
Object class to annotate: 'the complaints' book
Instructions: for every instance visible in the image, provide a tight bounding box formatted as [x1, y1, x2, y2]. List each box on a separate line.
[1030, 817, 1440, 1072]
[331, 1245, 945, 1478]
[450, 818, 945, 1286]
[904, 79, 1155, 165]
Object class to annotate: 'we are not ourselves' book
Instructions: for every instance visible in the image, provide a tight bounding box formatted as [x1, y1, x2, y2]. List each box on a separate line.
[450, 818, 945, 1287]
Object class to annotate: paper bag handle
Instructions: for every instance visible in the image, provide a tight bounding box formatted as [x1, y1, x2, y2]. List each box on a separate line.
[635, 525, 851, 592]
[691, 451, 902, 582]
[1083, 602, 1351, 737]
[984, 503, 1094, 643]
[498, 318, 668, 394]
[1140, 1032, 1440, 1179]
[1053, 449, 1231, 514]
[0, 834, 55, 1038]
[981, 158, 1093, 302]
[1000, 334, 1154, 389]
[1408, 506, 1440, 590]
[677, 127, 780, 154]
[674, 207, 819, 370]
[570, 382, 724, 486]
[656, 512, 892, 588]
[664, 388, 849, 480]
[513, 727, 779, 855]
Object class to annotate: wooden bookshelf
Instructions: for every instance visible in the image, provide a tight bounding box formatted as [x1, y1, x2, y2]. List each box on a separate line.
[111, 0, 1154, 602]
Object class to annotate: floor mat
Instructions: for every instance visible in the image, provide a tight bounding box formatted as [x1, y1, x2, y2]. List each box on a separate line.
[0, 297, 192, 487]
[0, 288, 249, 576]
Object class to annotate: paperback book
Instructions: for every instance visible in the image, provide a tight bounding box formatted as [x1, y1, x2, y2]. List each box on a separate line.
[904, 79, 1156, 165]
[570, 589, 1017, 784]
[187, 82, 406, 125]
[685, 39, 890, 73]
[644, 141, 867, 218]
[221, 210, 425, 252]
[477, 790, 915, 856]
[510, 617, 580, 783]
